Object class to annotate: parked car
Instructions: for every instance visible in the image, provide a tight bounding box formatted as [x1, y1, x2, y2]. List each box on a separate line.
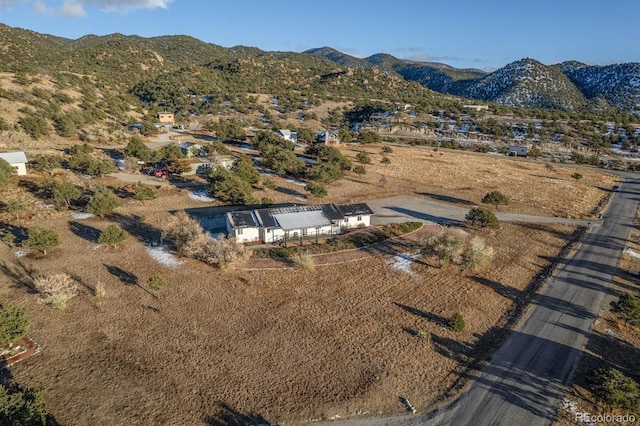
[154, 169, 169, 177]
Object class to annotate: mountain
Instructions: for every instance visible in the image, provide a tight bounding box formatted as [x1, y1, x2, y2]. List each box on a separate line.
[556, 61, 640, 110]
[306, 47, 640, 112]
[449, 58, 589, 110]
[304, 48, 486, 93]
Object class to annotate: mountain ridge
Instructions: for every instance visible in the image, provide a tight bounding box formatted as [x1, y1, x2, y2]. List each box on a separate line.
[305, 47, 640, 112]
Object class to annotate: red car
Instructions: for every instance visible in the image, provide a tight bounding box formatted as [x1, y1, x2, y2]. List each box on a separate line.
[154, 169, 169, 177]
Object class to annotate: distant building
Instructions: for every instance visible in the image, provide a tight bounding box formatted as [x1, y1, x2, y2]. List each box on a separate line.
[463, 105, 489, 112]
[508, 145, 531, 157]
[316, 130, 341, 146]
[177, 142, 204, 158]
[226, 203, 374, 244]
[0, 151, 28, 175]
[178, 156, 236, 176]
[277, 129, 298, 144]
[157, 111, 175, 125]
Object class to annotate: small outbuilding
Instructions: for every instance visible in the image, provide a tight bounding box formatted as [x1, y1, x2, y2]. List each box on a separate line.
[0, 151, 28, 175]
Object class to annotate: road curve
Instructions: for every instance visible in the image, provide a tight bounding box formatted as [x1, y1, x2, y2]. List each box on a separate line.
[323, 176, 638, 426]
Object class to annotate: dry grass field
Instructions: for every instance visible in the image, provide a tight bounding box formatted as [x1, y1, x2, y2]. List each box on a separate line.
[0, 144, 620, 424]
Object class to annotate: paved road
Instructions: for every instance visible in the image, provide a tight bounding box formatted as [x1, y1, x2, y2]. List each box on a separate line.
[367, 194, 595, 227]
[323, 176, 639, 426]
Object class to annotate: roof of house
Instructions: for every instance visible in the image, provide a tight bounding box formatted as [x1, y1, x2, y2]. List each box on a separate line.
[227, 211, 257, 229]
[337, 203, 375, 217]
[278, 129, 292, 136]
[177, 142, 202, 149]
[0, 151, 28, 164]
[274, 210, 332, 231]
[229, 203, 372, 230]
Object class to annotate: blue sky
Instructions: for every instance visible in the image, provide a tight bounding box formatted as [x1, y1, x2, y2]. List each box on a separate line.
[0, 0, 638, 70]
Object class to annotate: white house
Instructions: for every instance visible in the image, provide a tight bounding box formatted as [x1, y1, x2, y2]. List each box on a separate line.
[0, 151, 28, 176]
[226, 203, 374, 244]
[508, 145, 531, 157]
[316, 131, 341, 145]
[277, 129, 298, 144]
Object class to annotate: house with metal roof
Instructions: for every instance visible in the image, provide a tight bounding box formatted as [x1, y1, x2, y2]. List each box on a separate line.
[0, 151, 28, 176]
[226, 203, 374, 244]
[277, 129, 298, 144]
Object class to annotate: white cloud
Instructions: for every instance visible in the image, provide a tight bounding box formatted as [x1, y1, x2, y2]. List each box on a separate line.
[60, 0, 86, 16]
[0, 0, 25, 5]
[32, 0, 172, 17]
[79, 0, 174, 12]
[34, 0, 55, 14]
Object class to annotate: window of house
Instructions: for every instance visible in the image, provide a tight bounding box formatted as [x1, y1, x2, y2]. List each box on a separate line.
[266, 228, 271, 233]
[357, 215, 362, 221]
[237, 228, 243, 235]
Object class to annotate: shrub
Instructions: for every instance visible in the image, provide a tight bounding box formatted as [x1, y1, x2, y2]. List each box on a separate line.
[198, 235, 250, 270]
[86, 185, 120, 217]
[208, 168, 256, 204]
[423, 229, 465, 267]
[0, 159, 15, 187]
[381, 145, 393, 154]
[589, 368, 640, 411]
[133, 182, 157, 201]
[93, 281, 107, 308]
[164, 212, 204, 255]
[5, 197, 26, 220]
[449, 313, 466, 332]
[380, 156, 391, 164]
[164, 212, 249, 269]
[147, 275, 166, 292]
[0, 302, 30, 347]
[465, 207, 499, 229]
[0, 384, 48, 425]
[29, 154, 62, 173]
[482, 191, 509, 207]
[423, 229, 493, 269]
[463, 236, 495, 268]
[305, 182, 327, 198]
[2, 232, 16, 247]
[24, 227, 61, 255]
[53, 181, 82, 207]
[33, 273, 78, 309]
[262, 179, 277, 190]
[294, 251, 315, 271]
[98, 224, 129, 247]
[355, 152, 372, 164]
[353, 165, 366, 175]
[261, 197, 274, 206]
[610, 293, 640, 327]
[572, 172, 583, 180]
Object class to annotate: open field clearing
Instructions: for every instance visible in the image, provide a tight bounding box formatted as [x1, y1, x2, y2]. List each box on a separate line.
[2, 200, 578, 424]
[0, 140, 619, 424]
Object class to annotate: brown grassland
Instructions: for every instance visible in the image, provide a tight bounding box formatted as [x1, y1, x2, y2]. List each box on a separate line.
[0, 145, 619, 424]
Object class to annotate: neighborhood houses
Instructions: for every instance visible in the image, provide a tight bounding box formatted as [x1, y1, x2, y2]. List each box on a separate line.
[226, 203, 374, 244]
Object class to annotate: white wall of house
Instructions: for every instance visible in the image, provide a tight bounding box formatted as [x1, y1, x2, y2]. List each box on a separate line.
[339, 215, 371, 229]
[261, 227, 286, 244]
[12, 162, 27, 176]
[228, 225, 260, 243]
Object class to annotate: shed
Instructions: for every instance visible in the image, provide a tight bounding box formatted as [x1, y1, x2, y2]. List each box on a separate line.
[0, 151, 28, 176]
